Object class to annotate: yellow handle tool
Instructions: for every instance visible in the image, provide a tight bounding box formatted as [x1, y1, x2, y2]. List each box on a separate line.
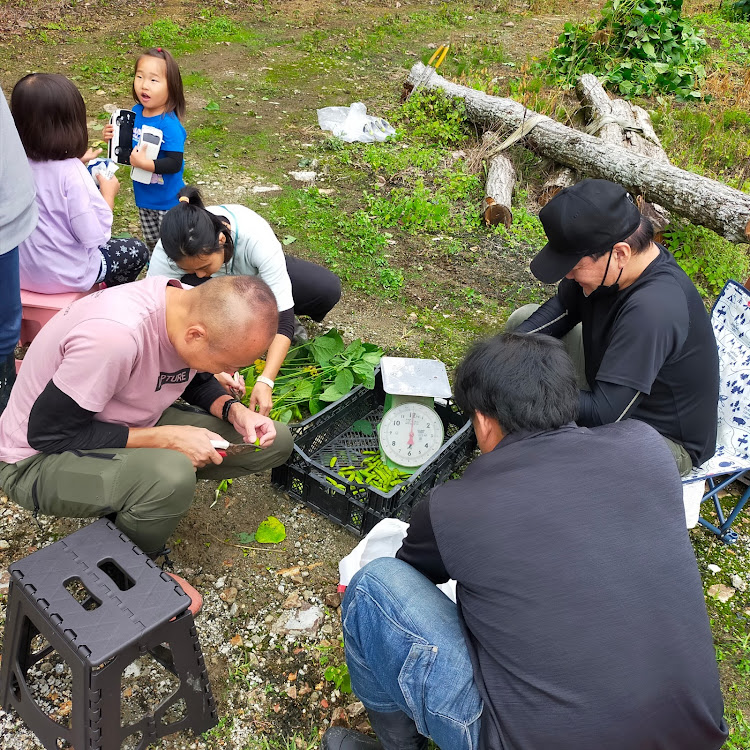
[427, 44, 450, 70]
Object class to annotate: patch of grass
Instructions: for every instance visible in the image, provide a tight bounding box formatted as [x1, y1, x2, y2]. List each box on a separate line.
[651, 103, 750, 186]
[74, 54, 133, 87]
[267, 188, 404, 296]
[393, 89, 472, 147]
[366, 176, 482, 234]
[182, 71, 212, 89]
[135, 10, 255, 53]
[662, 223, 750, 298]
[691, 519, 750, 747]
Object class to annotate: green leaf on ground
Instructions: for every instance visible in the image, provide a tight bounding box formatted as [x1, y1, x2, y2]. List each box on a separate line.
[255, 516, 286, 544]
[352, 419, 374, 436]
[237, 531, 256, 544]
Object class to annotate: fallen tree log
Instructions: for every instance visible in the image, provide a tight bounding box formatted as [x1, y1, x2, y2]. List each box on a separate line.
[482, 133, 516, 227]
[539, 167, 576, 206]
[405, 62, 750, 244]
[576, 74, 670, 233]
[483, 153, 516, 227]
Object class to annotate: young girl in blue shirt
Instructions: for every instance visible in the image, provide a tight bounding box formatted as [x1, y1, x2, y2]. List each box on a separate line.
[104, 47, 186, 251]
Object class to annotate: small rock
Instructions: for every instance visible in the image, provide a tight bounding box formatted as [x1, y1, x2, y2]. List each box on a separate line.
[325, 592, 342, 609]
[0, 540, 10, 550]
[731, 574, 747, 592]
[214, 576, 226, 589]
[251, 185, 281, 193]
[220, 586, 238, 604]
[331, 707, 349, 727]
[321, 624, 333, 635]
[264, 614, 275, 624]
[503, 21, 515, 26]
[346, 701, 365, 718]
[707, 564, 722, 574]
[289, 170, 317, 183]
[230, 634, 243, 647]
[271, 605, 324, 636]
[286, 685, 297, 699]
[290, 574, 304, 585]
[707, 584, 735, 602]
[283, 592, 304, 609]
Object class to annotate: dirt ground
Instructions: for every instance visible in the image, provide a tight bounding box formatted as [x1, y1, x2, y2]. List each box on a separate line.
[1, 0, 747, 747]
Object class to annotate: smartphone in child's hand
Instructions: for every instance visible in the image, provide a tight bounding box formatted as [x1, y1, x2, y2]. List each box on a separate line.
[131, 125, 163, 184]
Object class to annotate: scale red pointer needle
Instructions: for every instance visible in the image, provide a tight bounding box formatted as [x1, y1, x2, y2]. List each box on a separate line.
[408, 413, 415, 447]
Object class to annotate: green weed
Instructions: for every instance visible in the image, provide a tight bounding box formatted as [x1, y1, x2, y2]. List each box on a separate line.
[135, 11, 251, 52]
[545, 0, 708, 99]
[652, 105, 750, 185]
[394, 90, 472, 146]
[662, 224, 750, 298]
[267, 189, 404, 296]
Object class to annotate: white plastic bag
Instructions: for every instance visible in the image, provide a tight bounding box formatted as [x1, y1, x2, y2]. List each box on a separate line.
[338, 518, 457, 602]
[317, 102, 396, 143]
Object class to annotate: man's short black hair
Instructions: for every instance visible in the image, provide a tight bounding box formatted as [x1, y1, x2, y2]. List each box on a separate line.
[454, 332, 579, 435]
[590, 216, 654, 260]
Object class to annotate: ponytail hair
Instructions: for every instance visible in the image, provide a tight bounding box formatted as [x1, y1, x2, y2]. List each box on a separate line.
[159, 186, 234, 262]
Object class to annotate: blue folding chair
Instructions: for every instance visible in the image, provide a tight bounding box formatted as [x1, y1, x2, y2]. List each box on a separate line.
[683, 280, 750, 544]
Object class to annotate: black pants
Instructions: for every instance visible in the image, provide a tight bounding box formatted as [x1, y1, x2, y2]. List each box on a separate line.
[284, 255, 340, 322]
[99, 237, 150, 287]
[181, 255, 341, 322]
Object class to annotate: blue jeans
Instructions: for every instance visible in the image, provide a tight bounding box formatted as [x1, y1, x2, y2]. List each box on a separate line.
[341, 558, 483, 750]
[0, 248, 21, 357]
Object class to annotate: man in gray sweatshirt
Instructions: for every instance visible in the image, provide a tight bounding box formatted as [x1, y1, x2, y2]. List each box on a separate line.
[0, 84, 38, 412]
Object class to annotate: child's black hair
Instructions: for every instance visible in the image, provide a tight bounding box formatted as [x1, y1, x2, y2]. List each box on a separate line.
[11, 73, 89, 161]
[159, 186, 235, 262]
[133, 47, 185, 120]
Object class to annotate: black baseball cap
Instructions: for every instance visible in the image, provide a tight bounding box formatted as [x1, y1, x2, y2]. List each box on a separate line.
[530, 179, 642, 284]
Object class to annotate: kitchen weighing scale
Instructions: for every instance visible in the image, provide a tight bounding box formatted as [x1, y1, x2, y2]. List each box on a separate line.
[378, 357, 452, 473]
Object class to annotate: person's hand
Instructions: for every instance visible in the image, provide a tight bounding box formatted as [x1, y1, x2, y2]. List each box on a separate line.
[216, 371, 246, 398]
[161, 424, 225, 469]
[130, 144, 152, 170]
[96, 173, 120, 204]
[228, 404, 277, 448]
[102, 123, 114, 141]
[81, 146, 103, 165]
[249, 380, 273, 416]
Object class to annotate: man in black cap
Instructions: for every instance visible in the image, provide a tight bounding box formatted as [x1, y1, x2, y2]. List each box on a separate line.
[507, 178, 719, 474]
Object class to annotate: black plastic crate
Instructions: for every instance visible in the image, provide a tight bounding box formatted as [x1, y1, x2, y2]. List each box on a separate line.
[271, 370, 477, 536]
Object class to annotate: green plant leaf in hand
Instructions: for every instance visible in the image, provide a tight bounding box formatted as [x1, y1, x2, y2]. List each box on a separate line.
[255, 516, 286, 544]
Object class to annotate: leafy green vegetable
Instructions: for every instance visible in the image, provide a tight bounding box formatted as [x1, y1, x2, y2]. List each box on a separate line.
[255, 516, 286, 544]
[239, 329, 384, 423]
[352, 419, 374, 436]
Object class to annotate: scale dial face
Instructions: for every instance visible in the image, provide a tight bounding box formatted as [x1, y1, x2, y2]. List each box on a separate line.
[379, 402, 445, 468]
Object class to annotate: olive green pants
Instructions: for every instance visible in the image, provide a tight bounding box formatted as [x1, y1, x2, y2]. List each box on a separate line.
[505, 304, 693, 476]
[0, 406, 294, 555]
